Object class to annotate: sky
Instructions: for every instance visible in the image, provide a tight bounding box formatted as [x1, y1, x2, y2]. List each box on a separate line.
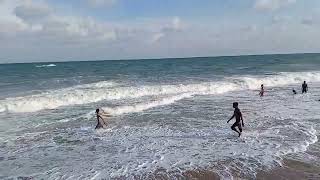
[0, 0, 320, 63]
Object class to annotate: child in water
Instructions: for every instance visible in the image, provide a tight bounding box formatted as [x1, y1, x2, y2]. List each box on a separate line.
[259, 84, 264, 97]
[292, 89, 297, 95]
[227, 102, 244, 137]
[95, 108, 111, 129]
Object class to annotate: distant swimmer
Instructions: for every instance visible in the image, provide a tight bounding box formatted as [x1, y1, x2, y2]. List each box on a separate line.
[227, 102, 244, 137]
[302, 81, 308, 94]
[259, 84, 264, 97]
[292, 89, 297, 95]
[95, 108, 111, 129]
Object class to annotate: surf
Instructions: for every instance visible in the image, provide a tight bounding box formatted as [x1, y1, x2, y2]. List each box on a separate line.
[0, 71, 320, 113]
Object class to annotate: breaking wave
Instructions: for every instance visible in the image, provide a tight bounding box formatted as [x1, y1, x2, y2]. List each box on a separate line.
[0, 71, 320, 113]
[102, 93, 193, 115]
[35, 64, 57, 68]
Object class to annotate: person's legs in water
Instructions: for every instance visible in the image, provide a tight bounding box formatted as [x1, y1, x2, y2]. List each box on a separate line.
[231, 122, 241, 137]
[95, 123, 103, 129]
[238, 124, 242, 137]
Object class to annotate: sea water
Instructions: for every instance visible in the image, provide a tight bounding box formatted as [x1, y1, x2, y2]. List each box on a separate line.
[0, 54, 320, 179]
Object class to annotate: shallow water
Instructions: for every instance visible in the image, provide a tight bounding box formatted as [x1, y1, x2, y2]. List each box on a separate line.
[0, 54, 320, 179]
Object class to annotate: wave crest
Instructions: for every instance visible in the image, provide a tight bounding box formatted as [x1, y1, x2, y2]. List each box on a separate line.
[1, 71, 320, 113]
[36, 64, 57, 68]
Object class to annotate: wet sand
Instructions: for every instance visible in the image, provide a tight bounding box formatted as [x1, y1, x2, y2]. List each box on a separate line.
[257, 159, 320, 180]
[133, 157, 320, 180]
[182, 159, 320, 180]
[182, 170, 220, 180]
[170, 158, 320, 180]
[135, 168, 220, 180]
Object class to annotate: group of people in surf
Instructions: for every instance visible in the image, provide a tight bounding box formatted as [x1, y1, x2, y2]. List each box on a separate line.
[258, 81, 308, 97]
[228, 81, 310, 137]
[94, 81, 311, 138]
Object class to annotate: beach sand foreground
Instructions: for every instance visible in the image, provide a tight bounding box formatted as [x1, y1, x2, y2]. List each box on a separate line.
[256, 159, 320, 180]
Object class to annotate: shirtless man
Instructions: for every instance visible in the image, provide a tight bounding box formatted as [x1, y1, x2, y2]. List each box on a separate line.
[95, 108, 111, 129]
[227, 102, 244, 137]
[259, 84, 264, 97]
[302, 81, 308, 94]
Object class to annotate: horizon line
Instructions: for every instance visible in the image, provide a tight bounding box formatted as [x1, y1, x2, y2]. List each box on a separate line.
[1, 52, 320, 65]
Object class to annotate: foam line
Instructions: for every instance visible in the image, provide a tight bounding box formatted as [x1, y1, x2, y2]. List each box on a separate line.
[0, 71, 320, 113]
[102, 93, 193, 115]
[36, 64, 57, 68]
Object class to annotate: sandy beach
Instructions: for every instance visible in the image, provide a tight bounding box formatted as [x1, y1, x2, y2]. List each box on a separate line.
[257, 159, 320, 180]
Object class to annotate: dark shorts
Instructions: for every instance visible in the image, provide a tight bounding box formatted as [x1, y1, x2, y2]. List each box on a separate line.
[231, 122, 242, 132]
[302, 89, 307, 93]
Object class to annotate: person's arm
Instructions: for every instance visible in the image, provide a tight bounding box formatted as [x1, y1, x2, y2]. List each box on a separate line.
[227, 114, 235, 123]
[100, 109, 112, 117]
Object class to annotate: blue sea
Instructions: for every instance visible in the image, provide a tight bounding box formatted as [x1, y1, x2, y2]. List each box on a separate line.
[1, 54, 320, 179]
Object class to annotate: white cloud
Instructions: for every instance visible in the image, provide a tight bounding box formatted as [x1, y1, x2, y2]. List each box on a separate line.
[254, 0, 296, 11]
[0, 0, 118, 42]
[300, 15, 319, 26]
[172, 17, 182, 30]
[0, 20, 28, 35]
[3, 0, 181, 44]
[14, 1, 52, 22]
[149, 17, 185, 43]
[0, 0, 319, 62]
[0, 0, 189, 61]
[0, 0, 30, 34]
[301, 18, 313, 26]
[151, 32, 165, 43]
[272, 15, 292, 24]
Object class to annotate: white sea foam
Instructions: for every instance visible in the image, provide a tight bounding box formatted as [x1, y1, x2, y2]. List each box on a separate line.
[0, 81, 117, 113]
[102, 93, 193, 115]
[2, 80, 320, 180]
[64, 121, 317, 179]
[1, 71, 320, 113]
[35, 64, 57, 68]
[236, 71, 320, 90]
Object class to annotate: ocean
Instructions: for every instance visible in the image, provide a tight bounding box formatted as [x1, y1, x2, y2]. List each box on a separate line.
[1, 54, 320, 179]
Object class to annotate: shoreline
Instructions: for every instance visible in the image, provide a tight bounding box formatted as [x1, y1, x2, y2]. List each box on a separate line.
[177, 157, 320, 180]
[256, 158, 320, 180]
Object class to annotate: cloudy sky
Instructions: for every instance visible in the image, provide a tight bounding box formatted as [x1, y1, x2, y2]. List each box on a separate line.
[0, 0, 319, 63]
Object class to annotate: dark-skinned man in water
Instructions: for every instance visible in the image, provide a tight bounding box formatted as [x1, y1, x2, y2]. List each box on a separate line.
[95, 108, 111, 129]
[302, 81, 308, 94]
[227, 102, 244, 137]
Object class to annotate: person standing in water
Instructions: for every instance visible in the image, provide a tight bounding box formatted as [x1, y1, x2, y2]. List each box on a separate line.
[95, 108, 111, 129]
[227, 102, 244, 137]
[259, 84, 264, 97]
[302, 81, 308, 94]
